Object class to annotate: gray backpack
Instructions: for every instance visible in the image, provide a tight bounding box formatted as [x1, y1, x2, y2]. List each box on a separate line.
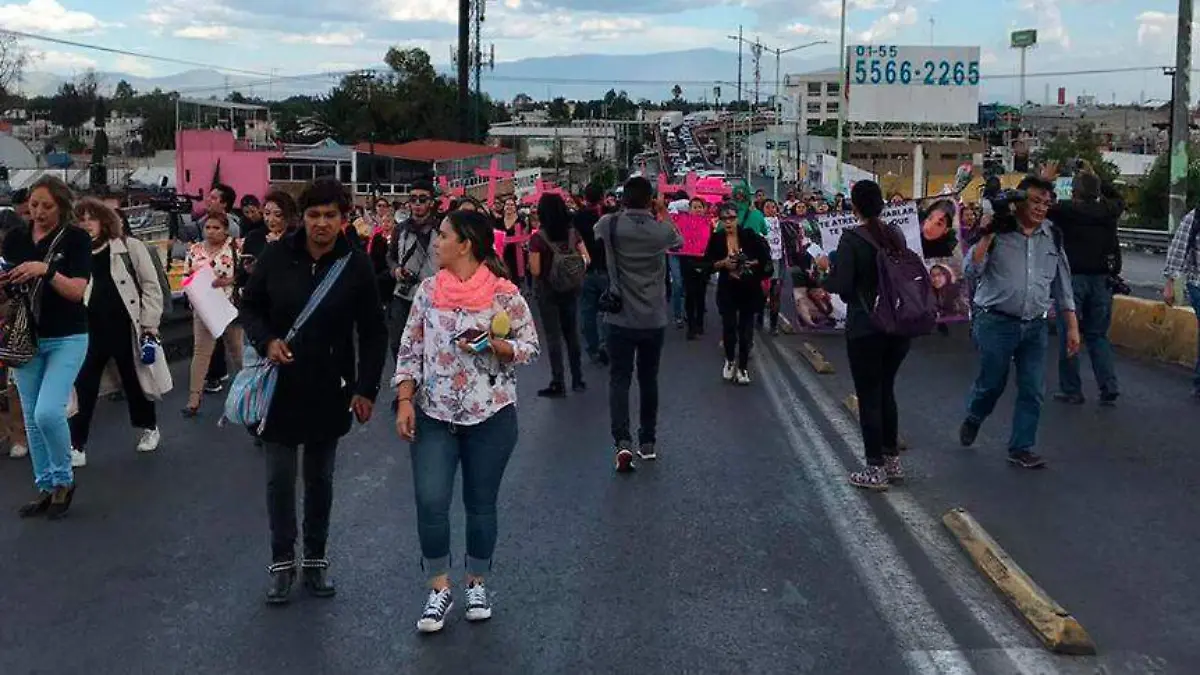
[541, 229, 586, 293]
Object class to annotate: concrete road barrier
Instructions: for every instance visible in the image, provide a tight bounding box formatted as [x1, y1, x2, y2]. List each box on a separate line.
[943, 508, 1097, 655]
[1109, 296, 1197, 368]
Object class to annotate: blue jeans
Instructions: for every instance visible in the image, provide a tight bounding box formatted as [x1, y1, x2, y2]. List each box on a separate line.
[1057, 274, 1118, 397]
[1189, 283, 1200, 394]
[579, 270, 610, 357]
[966, 312, 1047, 454]
[14, 334, 89, 491]
[410, 405, 518, 578]
[668, 255, 685, 322]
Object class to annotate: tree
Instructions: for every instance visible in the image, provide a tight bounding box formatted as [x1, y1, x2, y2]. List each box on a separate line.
[114, 79, 135, 101]
[671, 84, 683, 101]
[1033, 122, 1119, 184]
[1133, 148, 1200, 229]
[0, 34, 31, 107]
[547, 97, 570, 123]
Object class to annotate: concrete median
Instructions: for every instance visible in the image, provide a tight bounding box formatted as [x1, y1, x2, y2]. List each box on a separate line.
[1109, 295, 1197, 368]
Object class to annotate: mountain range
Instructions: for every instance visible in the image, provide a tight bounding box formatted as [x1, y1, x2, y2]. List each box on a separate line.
[17, 48, 839, 105]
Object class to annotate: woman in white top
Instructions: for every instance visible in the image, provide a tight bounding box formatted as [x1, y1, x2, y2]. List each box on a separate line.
[394, 209, 540, 633]
[182, 210, 243, 416]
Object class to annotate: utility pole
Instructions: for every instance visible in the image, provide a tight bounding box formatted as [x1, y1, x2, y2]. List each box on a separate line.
[457, 0, 472, 142]
[737, 26, 743, 112]
[1168, 0, 1193, 235]
[834, 0, 847, 191]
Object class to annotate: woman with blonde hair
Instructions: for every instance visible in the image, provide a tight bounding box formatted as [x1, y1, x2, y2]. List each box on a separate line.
[181, 210, 243, 417]
[68, 198, 171, 466]
[1, 175, 92, 519]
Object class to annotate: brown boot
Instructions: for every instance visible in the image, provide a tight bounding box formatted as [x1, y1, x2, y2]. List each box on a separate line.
[46, 485, 76, 520]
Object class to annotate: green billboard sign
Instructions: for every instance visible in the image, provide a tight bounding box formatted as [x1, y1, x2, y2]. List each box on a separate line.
[1011, 30, 1038, 48]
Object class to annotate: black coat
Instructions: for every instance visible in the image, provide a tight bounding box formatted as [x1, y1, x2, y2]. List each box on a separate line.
[1048, 183, 1124, 276]
[239, 230, 388, 447]
[704, 227, 774, 314]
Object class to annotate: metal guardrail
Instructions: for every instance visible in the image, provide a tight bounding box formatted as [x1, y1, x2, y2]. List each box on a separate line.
[1118, 228, 1171, 253]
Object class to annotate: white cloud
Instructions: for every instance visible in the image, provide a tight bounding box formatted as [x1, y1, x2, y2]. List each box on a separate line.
[578, 18, 646, 33]
[858, 5, 918, 42]
[114, 55, 155, 78]
[32, 49, 97, 71]
[279, 29, 366, 47]
[1017, 0, 1069, 48]
[1136, 11, 1174, 46]
[0, 0, 102, 34]
[374, 0, 457, 22]
[816, 0, 898, 20]
[174, 25, 235, 41]
[785, 22, 839, 40]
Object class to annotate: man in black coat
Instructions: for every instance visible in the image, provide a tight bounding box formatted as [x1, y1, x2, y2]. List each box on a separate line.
[239, 177, 388, 605]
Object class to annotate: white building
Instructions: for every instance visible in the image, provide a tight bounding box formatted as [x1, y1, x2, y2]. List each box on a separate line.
[782, 69, 842, 131]
[488, 120, 619, 165]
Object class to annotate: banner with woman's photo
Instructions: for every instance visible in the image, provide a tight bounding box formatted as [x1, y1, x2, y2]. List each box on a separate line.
[782, 200, 977, 332]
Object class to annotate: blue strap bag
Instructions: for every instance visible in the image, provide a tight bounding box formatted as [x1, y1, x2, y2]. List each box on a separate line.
[223, 255, 350, 432]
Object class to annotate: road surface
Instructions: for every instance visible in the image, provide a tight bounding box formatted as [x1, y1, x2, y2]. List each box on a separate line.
[0, 317, 1196, 674]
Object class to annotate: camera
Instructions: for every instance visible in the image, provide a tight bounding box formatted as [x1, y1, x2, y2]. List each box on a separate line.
[983, 189, 1027, 234]
[731, 250, 754, 276]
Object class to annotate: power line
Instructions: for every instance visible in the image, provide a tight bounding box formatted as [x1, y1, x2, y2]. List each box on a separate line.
[0, 28, 275, 78]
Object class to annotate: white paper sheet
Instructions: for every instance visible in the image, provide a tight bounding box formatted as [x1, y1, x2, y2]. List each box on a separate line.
[182, 264, 238, 338]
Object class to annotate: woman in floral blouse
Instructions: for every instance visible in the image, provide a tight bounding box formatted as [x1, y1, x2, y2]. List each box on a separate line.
[182, 210, 244, 416]
[394, 209, 539, 634]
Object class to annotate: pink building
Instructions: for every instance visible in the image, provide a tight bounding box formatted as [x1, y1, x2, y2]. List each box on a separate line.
[175, 130, 280, 206]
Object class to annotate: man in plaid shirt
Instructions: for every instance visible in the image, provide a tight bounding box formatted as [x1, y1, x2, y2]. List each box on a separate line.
[1162, 209, 1200, 399]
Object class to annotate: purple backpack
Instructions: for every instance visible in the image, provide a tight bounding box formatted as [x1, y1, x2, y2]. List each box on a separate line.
[852, 225, 937, 337]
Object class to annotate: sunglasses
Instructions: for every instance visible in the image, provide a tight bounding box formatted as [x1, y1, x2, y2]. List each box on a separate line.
[720, 215, 738, 222]
[410, 196, 432, 204]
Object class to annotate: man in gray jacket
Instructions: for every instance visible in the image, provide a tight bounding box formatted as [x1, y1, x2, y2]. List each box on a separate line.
[596, 176, 683, 472]
[386, 180, 439, 361]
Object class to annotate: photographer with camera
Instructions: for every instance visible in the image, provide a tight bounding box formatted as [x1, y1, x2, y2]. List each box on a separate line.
[706, 201, 773, 387]
[960, 175, 1081, 470]
[386, 180, 439, 367]
[1039, 160, 1125, 407]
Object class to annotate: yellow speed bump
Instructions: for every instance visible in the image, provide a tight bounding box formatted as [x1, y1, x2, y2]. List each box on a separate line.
[942, 508, 1096, 656]
[843, 395, 909, 450]
[799, 342, 835, 374]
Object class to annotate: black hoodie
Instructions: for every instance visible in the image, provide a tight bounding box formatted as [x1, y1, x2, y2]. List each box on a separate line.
[1048, 183, 1124, 276]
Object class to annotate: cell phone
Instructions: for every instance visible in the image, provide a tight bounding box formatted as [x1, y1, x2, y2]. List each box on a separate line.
[451, 328, 488, 344]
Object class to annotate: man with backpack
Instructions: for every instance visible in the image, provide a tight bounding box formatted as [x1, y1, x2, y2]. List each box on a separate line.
[960, 175, 1081, 470]
[1162, 209, 1200, 400]
[596, 177, 683, 472]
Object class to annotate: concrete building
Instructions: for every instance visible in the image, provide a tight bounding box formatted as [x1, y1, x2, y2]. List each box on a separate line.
[744, 127, 836, 180]
[488, 120, 619, 165]
[845, 139, 985, 198]
[1021, 104, 1170, 154]
[782, 69, 842, 131]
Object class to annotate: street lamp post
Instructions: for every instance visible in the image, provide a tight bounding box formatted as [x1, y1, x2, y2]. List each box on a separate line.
[835, 0, 848, 191]
[772, 40, 828, 200]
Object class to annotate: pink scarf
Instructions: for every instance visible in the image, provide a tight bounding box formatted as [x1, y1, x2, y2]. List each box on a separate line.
[431, 265, 517, 312]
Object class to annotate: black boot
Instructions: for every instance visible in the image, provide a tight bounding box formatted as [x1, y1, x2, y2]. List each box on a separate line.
[265, 561, 296, 605]
[46, 485, 76, 521]
[18, 491, 52, 518]
[301, 559, 336, 598]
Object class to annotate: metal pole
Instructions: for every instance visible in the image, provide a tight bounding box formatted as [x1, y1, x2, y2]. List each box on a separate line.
[1019, 46, 1027, 109]
[457, 0, 472, 142]
[1169, 0, 1193, 234]
[834, 0, 847, 191]
[773, 48, 781, 201]
[737, 25, 743, 113]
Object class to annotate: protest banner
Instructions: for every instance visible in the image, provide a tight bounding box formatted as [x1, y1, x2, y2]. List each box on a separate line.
[817, 202, 922, 255]
[670, 213, 711, 257]
[765, 216, 783, 261]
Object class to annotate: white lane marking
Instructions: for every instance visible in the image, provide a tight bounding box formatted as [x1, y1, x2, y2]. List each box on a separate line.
[767, 341, 1173, 675]
[756, 345, 977, 675]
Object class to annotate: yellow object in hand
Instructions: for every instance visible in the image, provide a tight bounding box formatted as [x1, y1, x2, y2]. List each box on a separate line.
[491, 310, 511, 338]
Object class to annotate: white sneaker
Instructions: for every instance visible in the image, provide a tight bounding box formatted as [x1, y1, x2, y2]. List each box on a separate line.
[137, 428, 161, 453]
[722, 360, 736, 381]
[464, 582, 493, 622]
[417, 587, 454, 633]
[736, 369, 751, 386]
[71, 448, 87, 467]
[8, 443, 27, 459]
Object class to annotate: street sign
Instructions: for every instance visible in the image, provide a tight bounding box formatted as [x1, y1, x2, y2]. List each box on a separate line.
[846, 45, 982, 124]
[1011, 30, 1038, 48]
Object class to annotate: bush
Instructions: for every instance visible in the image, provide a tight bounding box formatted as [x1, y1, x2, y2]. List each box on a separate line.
[1133, 148, 1200, 230]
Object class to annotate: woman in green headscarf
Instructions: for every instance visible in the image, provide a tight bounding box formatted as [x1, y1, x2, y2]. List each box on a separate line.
[730, 181, 768, 237]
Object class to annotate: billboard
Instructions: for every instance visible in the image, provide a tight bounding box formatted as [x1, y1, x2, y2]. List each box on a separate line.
[1011, 29, 1038, 48]
[846, 45, 981, 125]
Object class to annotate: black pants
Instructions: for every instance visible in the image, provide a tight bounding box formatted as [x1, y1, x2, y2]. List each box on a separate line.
[607, 325, 665, 445]
[538, 290, 583, 386]
[69, 319, 156, 449]
[682, 264, 709, 334]
[387, 296, 415, 365]
[722, 304, 757, 370]
[846, 333, 911, 465]
[265, 439, 339, 562]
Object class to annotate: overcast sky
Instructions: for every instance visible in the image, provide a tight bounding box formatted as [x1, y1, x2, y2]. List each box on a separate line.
[2, 0, 1190, 104]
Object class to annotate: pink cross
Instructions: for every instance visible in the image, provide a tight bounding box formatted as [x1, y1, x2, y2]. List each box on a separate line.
[474, 157, 514, 209]
[520, 178, 569, 206]
[435, 176, 466, 212]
